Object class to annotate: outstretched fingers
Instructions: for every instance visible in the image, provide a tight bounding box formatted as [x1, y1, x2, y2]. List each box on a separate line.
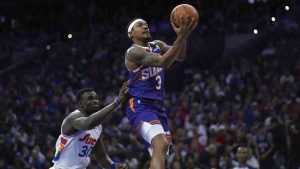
[188, 18, 195, 29]
[179, 15, 185, 29]
[181, 14, 191, 29]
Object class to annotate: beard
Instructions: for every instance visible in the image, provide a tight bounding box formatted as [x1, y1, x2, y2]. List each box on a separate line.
[144, 35, 152, 42]
[85, 106, 100, 115]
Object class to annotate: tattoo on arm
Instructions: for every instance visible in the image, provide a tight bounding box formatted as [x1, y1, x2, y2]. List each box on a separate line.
[127, 39, 183, 68]
[127, 46, 161, 67]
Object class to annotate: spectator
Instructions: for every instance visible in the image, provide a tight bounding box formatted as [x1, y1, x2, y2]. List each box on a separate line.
[233, 146, 255, 169]
[254, 124, 274, 169]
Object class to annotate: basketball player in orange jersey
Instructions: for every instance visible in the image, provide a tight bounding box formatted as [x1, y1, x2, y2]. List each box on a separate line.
[51, 82, 129, 169]
[124, 15, 197, 169]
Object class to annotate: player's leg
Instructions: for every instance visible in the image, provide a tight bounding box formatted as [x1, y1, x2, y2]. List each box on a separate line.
[165, 158, 170, 169]
[140, 111, 172, 169]
[125, 98, 171, 169]
[151, 133, 169, 169]
[139, 122, 169, 169]
[158, 111, 172, 169]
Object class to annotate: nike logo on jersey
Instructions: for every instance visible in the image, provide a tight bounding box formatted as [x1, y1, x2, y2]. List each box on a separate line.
[141, 67, 163, 80]
[79, 134, 97, 146]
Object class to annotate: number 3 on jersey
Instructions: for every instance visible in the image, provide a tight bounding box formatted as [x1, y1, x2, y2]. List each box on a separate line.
[156, 75, 161, 90]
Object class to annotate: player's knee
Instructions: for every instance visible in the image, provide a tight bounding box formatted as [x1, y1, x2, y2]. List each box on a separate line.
[152, 134, 169, 153]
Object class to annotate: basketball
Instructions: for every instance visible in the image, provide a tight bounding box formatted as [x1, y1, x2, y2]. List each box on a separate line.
[170, 4, 199, 28]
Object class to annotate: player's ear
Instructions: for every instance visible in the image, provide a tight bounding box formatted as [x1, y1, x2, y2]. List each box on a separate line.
[128, 32, 133, 38]
[78, 100, 83, 108]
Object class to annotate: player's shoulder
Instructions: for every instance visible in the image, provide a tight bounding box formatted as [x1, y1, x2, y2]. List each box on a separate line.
[125, 45, 146, 60]
[126, 45, 139, 54]
[61, 110, 84, 135]
[66, 110, 84, 121]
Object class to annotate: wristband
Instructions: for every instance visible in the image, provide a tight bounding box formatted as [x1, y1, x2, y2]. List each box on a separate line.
[114, 98, 121, 107]
[111, 162, 119, 169]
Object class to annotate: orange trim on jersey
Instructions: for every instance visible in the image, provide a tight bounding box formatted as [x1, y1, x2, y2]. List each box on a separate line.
[129, 98, 136, 112]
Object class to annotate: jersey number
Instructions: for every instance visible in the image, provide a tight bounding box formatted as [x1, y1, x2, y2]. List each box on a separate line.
[156, 75, 161, 90]
[78, 145, 92, 157]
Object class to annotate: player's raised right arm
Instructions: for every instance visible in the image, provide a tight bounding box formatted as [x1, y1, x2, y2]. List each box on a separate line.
[69, 102, 118, 131]
[68, 81, 129, 131]
[127, 37, 186, 68]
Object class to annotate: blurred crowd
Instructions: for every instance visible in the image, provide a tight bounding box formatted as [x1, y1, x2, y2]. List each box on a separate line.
[0, 0, 300, 169]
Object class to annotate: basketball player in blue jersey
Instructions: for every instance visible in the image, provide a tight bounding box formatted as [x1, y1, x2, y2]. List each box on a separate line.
[254, 124, 274, 169]
[124, 16, 197, 169]
[50, 82, 129, 169]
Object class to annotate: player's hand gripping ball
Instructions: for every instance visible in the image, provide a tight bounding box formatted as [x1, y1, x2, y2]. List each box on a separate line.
[171, 4, 199, 28]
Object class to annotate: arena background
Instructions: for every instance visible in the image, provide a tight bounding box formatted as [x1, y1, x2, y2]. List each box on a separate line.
[0, 0, 299, 169]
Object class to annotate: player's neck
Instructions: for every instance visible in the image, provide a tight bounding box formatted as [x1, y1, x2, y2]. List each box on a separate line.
[133, 40, 148, 47]
[78, 108, 89, 116]
[238, 162, 247, 167]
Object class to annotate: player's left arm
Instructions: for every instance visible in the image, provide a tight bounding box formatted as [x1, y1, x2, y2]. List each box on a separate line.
[93, 138, 128, 169]
[154, 40, 186, 61]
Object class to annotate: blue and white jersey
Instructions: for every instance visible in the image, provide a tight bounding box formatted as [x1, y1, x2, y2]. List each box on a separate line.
[51, 110, 102, 169]
[126, 42, 165, 101]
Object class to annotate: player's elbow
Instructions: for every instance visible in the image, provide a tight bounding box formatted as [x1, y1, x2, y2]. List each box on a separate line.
[157, 60, 170, 68]
[160, 63, 169, 68]
[176, 54, 185, 61]
[176, 57, 184, 61]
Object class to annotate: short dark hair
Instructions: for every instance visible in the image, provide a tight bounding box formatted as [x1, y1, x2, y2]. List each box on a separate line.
[233, 144, 248, 154]
[76, 88, 95, 103]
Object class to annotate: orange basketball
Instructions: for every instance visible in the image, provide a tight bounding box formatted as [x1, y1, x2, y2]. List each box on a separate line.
[170, 4, 199, 28]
